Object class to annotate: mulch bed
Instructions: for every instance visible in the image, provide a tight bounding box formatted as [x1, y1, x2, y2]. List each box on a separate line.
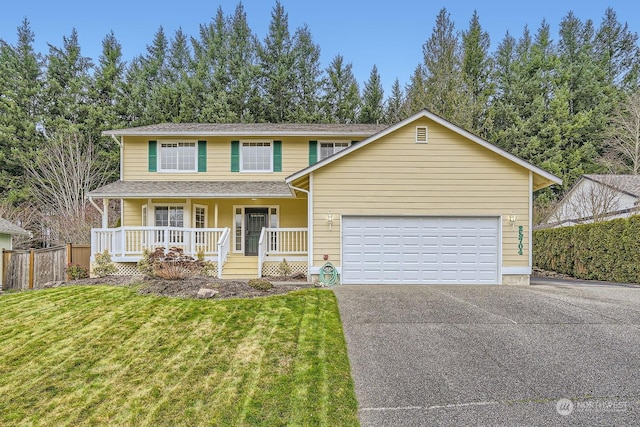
[59, 274, 316, 300]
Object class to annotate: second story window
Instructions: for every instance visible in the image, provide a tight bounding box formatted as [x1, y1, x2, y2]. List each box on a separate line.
[160, 142, 197, 172]
[319, 141, 350, 160]
[241, 141, 272, 172]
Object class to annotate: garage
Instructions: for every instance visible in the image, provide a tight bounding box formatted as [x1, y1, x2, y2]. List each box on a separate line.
[341, 216, 500, 284]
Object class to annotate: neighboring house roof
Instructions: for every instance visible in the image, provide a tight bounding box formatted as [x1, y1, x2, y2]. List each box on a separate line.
[87, 180, 294, 198]
[583, 174, 640, 198]
[286, 109, 562, 191]
[0, 217, 30, 237]
[102, 123, 386, 137]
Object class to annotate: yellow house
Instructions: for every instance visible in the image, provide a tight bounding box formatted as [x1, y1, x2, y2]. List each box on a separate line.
[89, 110, 561, 284]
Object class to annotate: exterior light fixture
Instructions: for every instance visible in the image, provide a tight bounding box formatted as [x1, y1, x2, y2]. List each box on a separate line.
[509, 214, 517, 228]
[328, 212, 333, 230]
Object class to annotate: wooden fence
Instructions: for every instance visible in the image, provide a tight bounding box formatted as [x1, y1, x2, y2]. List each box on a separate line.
[2, 243, 91, 291]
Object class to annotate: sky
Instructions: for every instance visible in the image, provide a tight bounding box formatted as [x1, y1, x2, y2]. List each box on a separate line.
[2, 0, 640, 94]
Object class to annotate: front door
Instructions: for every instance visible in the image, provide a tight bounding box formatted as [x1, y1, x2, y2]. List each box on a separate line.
[245, 208, 268, 256]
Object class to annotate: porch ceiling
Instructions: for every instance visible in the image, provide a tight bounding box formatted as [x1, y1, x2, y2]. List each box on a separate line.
[87, 180, 294, 199]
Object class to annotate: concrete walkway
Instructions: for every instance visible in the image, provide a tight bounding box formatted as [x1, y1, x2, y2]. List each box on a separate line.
[334, 283, 640, 426]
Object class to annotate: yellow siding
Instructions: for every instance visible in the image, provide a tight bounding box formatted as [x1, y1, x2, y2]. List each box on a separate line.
[123, 135, 342, 181]
[311, 117, 530, 269]
[122, 197, 306, 229]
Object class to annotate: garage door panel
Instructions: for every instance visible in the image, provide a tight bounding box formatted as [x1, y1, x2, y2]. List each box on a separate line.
[341, 216, 499, 285]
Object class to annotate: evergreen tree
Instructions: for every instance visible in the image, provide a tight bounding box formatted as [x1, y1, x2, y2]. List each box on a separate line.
[595, 7, 640, 89]
[291, 25, 323, 122]
[227, 3, 259, 122]
[385, 78, 404, 124]
[422, 8, 469, 127]
[192, 8, 235, 122]
[403, 64, 428, 116]
[258, 1, 296, 122]
[0, 19, 44, 201]
[359, 64, 385, 124]
[461, 11, 493, 136]
[42, 28, 93, 135]
[322, 55, 360, 123]
[87, 31, 124, 180]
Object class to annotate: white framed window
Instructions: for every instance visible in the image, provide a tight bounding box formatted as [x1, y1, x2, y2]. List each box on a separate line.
[154, 206, 184, 227]
[241, 141, 272, 172]
[142, 204, 148, 226]
[159, 141, 197, 172]
[319, 141, 350, 160]
[193, 205, 207, 228]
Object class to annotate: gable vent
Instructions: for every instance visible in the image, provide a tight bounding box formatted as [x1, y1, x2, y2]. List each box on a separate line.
[416, 126, 428, 143]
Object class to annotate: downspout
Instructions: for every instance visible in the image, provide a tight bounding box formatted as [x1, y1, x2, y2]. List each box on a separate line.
[288, 182, 312, 281]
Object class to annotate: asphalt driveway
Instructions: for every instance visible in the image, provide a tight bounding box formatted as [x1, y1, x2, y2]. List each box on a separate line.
[333, 281, 640, 426]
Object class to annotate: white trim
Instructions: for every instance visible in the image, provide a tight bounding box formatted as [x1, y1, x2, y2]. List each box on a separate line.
[240, 140, 273, 173]
[415, 126, 428, 143]
[528, 171, 533, 268]
[286, 110, 562, 188]
[157, 140, 198, 173]
[498, 215, 503, 285]
[318, 140, 350, 160]
[501, 267, 532, 275]
[232, 205, 279, 253]
[308, 174, 314, 279]
[193, 204, 208, 228]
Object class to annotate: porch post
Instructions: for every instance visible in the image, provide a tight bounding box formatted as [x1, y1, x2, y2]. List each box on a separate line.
[102, 198, 109, 228]
[214, 203, 219, 228]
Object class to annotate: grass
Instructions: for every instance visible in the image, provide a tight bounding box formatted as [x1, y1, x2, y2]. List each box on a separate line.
[0, 286, 359, 426]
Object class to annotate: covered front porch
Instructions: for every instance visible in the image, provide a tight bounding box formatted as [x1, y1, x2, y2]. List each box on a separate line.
[87, 180, 309, 278]
[90, 226, 308, 278]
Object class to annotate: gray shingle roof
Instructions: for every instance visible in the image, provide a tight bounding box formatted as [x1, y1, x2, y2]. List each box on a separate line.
[87, 180, 293, 198]
[102, 123, 386, 137]
[584, 174, 640, 197]
[0, 217, 30, 236]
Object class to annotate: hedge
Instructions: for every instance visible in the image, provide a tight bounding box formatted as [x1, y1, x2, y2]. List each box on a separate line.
[533, 215, 640, 284]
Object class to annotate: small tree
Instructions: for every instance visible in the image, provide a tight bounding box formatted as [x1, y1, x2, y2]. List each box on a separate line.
[602, 92, 640, 174]
[25, 131, 111, 245]
[93, 250, 117, 277]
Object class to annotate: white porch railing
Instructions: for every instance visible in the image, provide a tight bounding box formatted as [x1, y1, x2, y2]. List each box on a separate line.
[217, 228, 230, 279]
[258, 227, 308, 277]
[91, 227, 230, 261]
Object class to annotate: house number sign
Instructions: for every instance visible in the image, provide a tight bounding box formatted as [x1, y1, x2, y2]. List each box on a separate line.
[518, 225, 524, 255]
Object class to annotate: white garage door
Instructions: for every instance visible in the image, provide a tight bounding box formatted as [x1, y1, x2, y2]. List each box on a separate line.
[341, 216, 499, 284]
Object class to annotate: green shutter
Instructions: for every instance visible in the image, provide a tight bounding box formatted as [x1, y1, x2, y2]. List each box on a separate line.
[231, 140, 240, 172]
[148, 140, 157, 172]
[273, 140, 282, 172]
[309, 141, 317, 165]
[198, 140, 207, 172]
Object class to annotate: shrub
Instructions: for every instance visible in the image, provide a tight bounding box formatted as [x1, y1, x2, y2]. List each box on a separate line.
[247, 278, 273, 290]
[278, 258, 292, 277]
[533, 215, 640, 283]
[137, 247, 205, 280]
[93, 250, 117, 278]
[153, 261, 200, 280]
[137, 248, 155, 275]
[66, 263, 88, 280]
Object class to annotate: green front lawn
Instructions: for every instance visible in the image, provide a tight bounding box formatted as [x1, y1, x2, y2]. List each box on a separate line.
[0, 286, 358, 426]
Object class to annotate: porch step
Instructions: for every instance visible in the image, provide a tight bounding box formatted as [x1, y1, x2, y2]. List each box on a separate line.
[221, 255, 259, 279]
